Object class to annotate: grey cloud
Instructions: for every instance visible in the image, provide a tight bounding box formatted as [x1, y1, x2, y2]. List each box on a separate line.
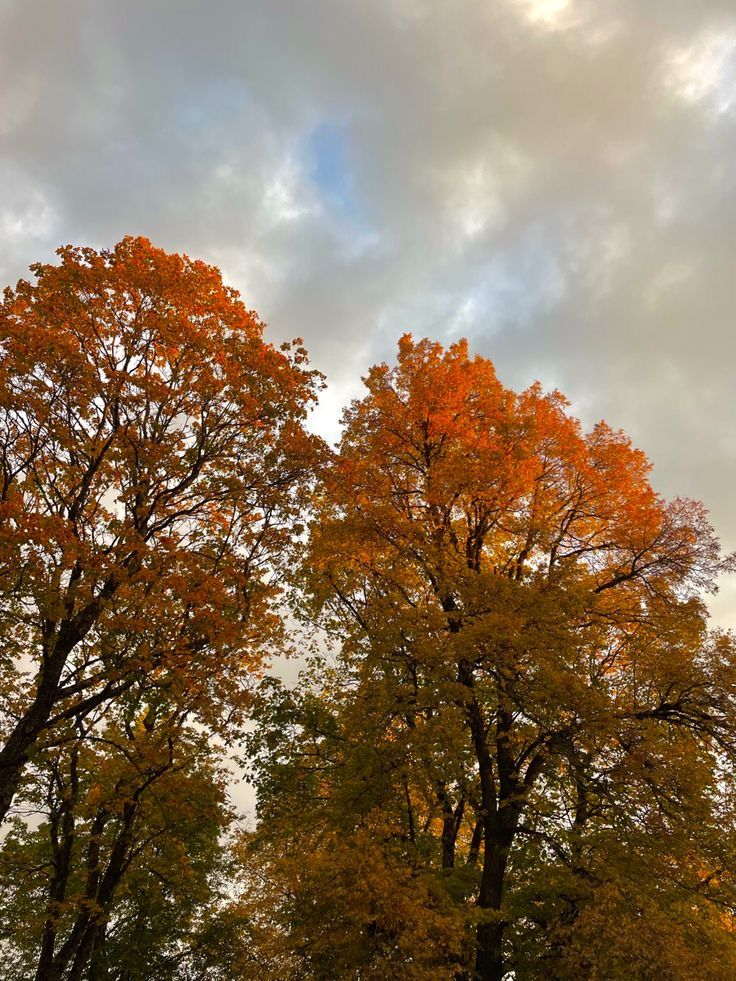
[2, 0, 735, 630]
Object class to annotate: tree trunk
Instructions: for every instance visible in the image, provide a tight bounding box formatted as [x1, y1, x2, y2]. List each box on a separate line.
[474, 818, 514, 981]
[35, 750, 79, 981]
[439, 784, 464, 869]
[0, 665, 65, 823]
[67, 923, 104, 981]
[0, 566, 130, 824]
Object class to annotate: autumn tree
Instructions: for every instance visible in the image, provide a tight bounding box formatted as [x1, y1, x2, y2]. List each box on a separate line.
[0, 236, 322, 823]
[245, 670, 471, 979]
[0, 689, 237, 980]
[249, 336, 736, 979]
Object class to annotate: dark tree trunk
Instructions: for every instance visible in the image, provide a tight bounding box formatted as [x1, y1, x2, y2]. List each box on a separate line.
[466, 817, 483, 867]
[0, 656, 66, 824]
[0, 564, 132, 824]
[474, 817, 514, 981]
[439, 784, 465, 869]
[35, 750, 79, 981]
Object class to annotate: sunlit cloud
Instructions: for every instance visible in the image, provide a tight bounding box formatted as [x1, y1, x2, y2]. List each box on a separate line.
[665, 25, 736, 113]
[517, 0, 574, 28]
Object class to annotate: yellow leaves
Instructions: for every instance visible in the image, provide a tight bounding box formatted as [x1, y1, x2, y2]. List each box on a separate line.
[284, 334, 736, 978]
[257, 825, 468, 979]
[86, 782, 104, 809]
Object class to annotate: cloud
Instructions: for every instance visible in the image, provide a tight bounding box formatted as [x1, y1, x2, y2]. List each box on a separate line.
[1, 0, 735, 634]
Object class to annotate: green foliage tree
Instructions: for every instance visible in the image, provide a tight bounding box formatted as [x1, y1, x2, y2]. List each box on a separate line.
[0, 693, 232, 980]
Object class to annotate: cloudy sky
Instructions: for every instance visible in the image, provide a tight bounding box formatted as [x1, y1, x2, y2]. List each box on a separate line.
[2, 0, 735, 627]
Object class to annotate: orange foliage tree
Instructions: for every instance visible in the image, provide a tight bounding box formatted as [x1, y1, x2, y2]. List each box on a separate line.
[0, 237, 322, 823]
[250, 336, 736, 979]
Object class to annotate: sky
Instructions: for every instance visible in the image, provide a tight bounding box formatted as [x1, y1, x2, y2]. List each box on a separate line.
[1, 0, 735, 629]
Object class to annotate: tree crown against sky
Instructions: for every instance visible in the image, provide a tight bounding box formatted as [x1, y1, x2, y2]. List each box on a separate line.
[0, 235, 323, 824]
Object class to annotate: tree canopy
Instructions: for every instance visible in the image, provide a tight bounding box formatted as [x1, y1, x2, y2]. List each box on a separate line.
[0, 235, 321, 823]
[1, 250, 735, 980]
[247, 335, 736, 979]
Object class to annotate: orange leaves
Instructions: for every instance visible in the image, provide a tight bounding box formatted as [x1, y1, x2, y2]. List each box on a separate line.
[0, 237, 325, 824]
[314, 334, 725, 619]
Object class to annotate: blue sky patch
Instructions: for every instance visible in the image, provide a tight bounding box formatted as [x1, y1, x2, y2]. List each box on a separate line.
[305, 122, 356, 216]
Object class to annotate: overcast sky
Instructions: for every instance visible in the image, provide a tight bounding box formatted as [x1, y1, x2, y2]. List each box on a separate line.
[2, 0, 735, 628]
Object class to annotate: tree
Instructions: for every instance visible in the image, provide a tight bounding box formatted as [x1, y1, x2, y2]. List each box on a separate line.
[0, 691, 236, 980]
[0, 236, 322, 823]
[249, 335, 736, 979]
[244, 671, 471, 979]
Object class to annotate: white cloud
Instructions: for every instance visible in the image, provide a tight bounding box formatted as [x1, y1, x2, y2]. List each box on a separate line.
[665, 25, 736, 113]
[517, 0, 574, 29]
[261, 161, 315, 226]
